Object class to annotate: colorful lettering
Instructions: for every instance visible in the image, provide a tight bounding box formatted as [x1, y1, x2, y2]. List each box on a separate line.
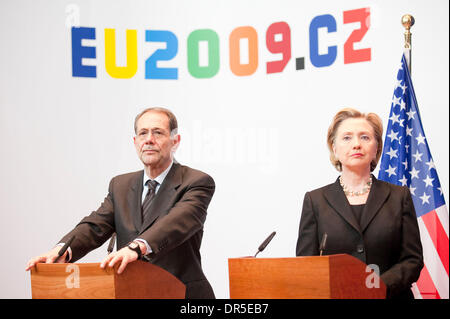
[105, 29, 138, 79]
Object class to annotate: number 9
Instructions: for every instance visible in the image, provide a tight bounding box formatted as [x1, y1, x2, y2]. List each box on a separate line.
[266, 22, 291, 74]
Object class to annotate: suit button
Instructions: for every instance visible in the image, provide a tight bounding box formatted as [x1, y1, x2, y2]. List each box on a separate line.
[357, 245, 364, 253]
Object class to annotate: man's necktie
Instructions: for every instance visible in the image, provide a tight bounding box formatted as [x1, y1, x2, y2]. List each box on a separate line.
[142, 179, 159, 222]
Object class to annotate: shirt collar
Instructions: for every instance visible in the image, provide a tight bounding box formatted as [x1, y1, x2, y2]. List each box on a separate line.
[143, 160, 174, 189]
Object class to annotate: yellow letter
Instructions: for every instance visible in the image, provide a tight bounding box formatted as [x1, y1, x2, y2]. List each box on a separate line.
[105, 29, 138, 78]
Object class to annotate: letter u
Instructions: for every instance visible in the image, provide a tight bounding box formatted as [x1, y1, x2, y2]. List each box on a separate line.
[105, 29, 138, 78]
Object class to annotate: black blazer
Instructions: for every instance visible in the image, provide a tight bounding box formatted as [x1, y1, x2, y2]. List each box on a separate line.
[60, 162, 215, 299]
[296, 175, 423, 299]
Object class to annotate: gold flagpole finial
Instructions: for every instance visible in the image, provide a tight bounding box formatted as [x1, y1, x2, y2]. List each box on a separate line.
[401, 14, 415, 49]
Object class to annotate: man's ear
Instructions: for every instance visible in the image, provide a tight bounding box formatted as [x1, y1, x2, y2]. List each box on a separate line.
[172, 134, 181, 151]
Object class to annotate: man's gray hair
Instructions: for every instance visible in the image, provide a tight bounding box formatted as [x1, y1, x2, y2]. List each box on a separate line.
[134, 107, 178, 136]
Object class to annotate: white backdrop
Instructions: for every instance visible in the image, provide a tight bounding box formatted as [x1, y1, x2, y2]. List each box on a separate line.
[0, 0, 448, 298]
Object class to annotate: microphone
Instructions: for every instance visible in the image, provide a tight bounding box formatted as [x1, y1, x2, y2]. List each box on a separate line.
[254, 231, 276, 257]
[107, 233, 116, 255]
[55, 236, 74, 262]
[319, 233, 328, 256]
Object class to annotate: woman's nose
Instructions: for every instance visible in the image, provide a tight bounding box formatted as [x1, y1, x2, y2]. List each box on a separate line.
[352, 137, 361, 148]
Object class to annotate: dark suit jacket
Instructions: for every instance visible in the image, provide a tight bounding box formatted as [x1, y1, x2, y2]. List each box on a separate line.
[60, 162, 215, 299]
[296, 175, 423, 299]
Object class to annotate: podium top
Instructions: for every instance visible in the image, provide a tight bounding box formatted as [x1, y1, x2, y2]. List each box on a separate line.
[228, 254, 386, 299]
[30, 261, 186, 299]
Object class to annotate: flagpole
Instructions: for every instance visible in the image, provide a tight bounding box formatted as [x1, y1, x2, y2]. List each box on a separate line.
[401, 14, 415, 73]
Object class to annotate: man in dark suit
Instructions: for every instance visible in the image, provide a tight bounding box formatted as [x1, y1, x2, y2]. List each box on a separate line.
[26, 107, 215, 299]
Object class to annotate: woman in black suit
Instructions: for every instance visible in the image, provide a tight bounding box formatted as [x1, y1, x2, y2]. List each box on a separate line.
[296, 108, 423, 299]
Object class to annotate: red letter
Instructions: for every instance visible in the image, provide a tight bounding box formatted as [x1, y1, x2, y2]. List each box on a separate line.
[343, 8, 371, 64]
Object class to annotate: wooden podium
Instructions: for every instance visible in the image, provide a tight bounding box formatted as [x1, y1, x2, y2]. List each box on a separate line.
[228, 254, 386, 299]
[30, 260, 185, 299]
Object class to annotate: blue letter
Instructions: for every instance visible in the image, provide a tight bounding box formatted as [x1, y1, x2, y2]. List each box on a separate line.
[309, 15, 337, 68]
[72, 27, 96, 77]
[145, 30, 178, 79]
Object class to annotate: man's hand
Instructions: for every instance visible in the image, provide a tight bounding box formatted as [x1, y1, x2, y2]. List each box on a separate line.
[25, 246, 68, 271]
[100, 241, 146, 274]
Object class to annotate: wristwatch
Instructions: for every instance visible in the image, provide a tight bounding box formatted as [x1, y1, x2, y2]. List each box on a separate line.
[127, 241, 142, 260]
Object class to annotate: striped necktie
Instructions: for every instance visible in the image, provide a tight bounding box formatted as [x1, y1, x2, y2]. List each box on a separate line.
[142, 179, 159, 222]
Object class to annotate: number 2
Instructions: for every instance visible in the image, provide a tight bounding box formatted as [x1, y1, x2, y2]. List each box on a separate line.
[343, 8, 371, 64]
[145, 30, 178, 79]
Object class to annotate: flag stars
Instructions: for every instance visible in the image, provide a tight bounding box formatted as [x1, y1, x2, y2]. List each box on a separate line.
[385, 165, 397, 177]
[387, 130, 399, 142]
[405, 125, 413, 137]
[406, 109, 416, 120]
[419, 192, 431, 205]
[410, 167, 420, 179]
[399, 100, 407, 111]
[426, 159, 436, 171]
[423, 175, 434, 188]
[380, 56, 445, 216]
[415, 133, 426, 145]
[402, 160, 408, 169]
[386, 147, 398, 159]
[389, 113, 400, 125]
[400, 83, 407, 94]
[412, 150, 423, 162]
[392, 95, 401, 108]
[399, 175, 408, 186]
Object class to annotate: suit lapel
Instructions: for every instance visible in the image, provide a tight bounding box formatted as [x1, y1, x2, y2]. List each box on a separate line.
[323, 177, 362, 233]
[360, 175, 390, 232]
[127, 170, 144, 231]
[140, 163, 182, 233]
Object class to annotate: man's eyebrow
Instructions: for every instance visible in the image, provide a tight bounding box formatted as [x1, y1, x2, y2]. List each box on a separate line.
[138, 127, 167, 132]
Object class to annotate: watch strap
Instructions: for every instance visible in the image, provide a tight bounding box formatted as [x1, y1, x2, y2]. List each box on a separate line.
[127, 241, 142, 260]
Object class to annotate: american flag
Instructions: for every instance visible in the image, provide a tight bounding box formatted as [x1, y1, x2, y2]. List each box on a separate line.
[378, 54, 449, 299]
